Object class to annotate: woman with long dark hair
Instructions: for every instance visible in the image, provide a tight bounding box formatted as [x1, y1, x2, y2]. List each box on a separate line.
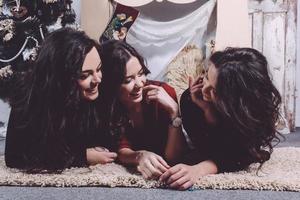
[160, 47, 282, 190]
[5, 28, 117, 172]
[100, 40, 186, 180]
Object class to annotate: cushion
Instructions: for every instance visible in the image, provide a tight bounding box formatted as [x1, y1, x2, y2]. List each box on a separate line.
[164, 45, 204, 101]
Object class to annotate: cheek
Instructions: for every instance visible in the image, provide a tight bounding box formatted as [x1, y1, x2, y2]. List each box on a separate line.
[141, 75, 147, 85]
[78, 79, 89, 90]
[119, 83, 133, 98]
[201, 81, 210, 95]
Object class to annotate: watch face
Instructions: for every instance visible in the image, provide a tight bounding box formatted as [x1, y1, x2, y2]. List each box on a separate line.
[172, 117, 182, 127]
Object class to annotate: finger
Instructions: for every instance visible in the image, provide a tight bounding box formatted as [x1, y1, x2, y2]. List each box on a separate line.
[146, 89, 158, 96]
[146, 95, 158, 101]
[169, 176, 189, 189]
[195, 75, 203, 84]
[190, 85, 203, 92]
[145, 160, 162, 178]
[137, 165, 150, 179]
[143, 85, 160, 91]
[94, 146, 109, 152]
[159, 165, 181, 182]
[150, 158, 168, 174]
[101, 152, 118, 158]
[157, 156, 170, 169]
[142, 167, 153, 179]
[105, 158, 115, 163]
[188, 76, 193, 88]
[179, 181, 194, 191]
[166, 169, 186, 185]
[140, 170, 149, 179]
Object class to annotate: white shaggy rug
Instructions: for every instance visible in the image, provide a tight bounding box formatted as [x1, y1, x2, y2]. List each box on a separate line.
[0, 147, 300, 191]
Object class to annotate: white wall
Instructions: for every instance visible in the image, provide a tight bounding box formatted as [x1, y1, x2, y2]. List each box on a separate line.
[296, 0, 300, 127]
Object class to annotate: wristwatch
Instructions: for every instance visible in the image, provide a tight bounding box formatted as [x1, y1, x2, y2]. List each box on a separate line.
[170, 116, 182, 128]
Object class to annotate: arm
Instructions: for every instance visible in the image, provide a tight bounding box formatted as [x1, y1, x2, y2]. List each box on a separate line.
[163, 101, 186, 164]
[144, 83, 186, 164]
[188, 76, 217, 125]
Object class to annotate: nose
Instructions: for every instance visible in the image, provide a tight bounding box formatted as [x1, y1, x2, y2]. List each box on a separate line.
[134, 77, 144, 88]
[92, 71, 102, 84]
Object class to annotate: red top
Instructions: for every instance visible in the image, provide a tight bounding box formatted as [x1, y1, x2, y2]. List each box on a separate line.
[118, 80, 177, 156]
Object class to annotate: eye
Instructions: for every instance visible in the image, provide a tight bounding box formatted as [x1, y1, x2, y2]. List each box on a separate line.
[79, 73, 89, 80]
[123, 78, 133, 84]
[96, 64, 102, 72]
[137, 69, 145, 77]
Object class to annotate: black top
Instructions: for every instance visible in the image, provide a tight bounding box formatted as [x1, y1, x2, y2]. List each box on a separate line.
[5, 100, 113, 171]
[180, 89, 254, 172]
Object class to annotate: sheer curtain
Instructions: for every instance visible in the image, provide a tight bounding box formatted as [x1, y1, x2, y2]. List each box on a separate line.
[126, 0, 216, 80]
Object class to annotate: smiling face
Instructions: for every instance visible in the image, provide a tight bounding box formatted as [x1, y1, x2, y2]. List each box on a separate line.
[202, 62, 218, 102]
[77, 47, 102, 101]
[119, 56, 147, 107]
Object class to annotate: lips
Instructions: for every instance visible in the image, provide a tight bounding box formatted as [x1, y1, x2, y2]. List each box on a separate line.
[86, 86, 98, 94]
[130, 90, 142, 98]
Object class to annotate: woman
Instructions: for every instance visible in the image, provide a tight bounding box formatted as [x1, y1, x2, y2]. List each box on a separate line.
[100, 40, 186, 180]
[160, 47, 282, 190]
[5, 28, 117, 172]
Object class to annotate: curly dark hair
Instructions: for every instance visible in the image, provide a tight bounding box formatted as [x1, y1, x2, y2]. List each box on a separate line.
[210, 47, 282, 167]
[7, 28, 102, 172]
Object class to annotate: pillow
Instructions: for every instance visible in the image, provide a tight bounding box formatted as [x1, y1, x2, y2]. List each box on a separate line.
[164, 45, 204, 101]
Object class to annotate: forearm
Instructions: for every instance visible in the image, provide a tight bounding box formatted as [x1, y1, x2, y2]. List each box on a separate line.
[164, 125, 186, 164]
[163, 99, 186, 163]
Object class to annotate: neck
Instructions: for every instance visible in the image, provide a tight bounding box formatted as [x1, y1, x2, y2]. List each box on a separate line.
[126, 102, 142, 115]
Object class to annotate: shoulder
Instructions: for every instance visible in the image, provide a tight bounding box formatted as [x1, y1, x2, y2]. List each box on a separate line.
[180, 89, 192, 110]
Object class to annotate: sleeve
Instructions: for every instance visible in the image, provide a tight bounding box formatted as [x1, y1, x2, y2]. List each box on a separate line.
[4, 108, 29, 168]
[118, 132, 132, 150]
[161, 82, 178, 103]
[180, 89, 223, 167]
[180, 89, 210, 148]
[209, 138, 252, 172]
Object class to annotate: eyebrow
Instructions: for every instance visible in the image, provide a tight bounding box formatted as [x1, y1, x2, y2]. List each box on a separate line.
[125, 68, 144, 79]
[81, 63, 102, 73]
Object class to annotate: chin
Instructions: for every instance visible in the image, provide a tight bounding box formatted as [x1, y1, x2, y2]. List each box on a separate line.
[131, 95, 143, 103]
[84, 92, 99, 101]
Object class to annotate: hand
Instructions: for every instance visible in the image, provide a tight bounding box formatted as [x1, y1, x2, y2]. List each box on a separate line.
[143, 85, 179, 118]
[159, 164, 199, 190]
[136, 150, 170, 180]
[86, 147, 117, 165]
[189, 76, 210, 110]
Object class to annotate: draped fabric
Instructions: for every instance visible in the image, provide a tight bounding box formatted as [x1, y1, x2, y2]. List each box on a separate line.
[126, 0, 216, 80]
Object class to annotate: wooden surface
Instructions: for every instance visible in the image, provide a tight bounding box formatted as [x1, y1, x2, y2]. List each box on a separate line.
[248, 0, 297, 132]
